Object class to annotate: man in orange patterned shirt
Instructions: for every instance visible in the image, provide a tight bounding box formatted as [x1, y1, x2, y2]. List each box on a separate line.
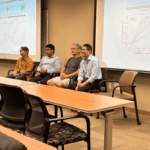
[6, 47, 34, 81]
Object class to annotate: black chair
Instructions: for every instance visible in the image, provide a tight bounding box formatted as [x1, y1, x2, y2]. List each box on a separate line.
[0, 83, 29, 134]
[7, 65, 36, 81]
[23, 92, 91, 150]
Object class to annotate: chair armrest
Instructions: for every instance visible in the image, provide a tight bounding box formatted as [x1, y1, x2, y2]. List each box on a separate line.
[7, 69, 14, 75]
[112, 85, 136, 97]
[46, 114, 89, 123]
[24, 71, 33, 76]
[99, 80, 119, 92]
[49, 72, 60, 78]
[43, 114, 90, 143]
[69, 75, 78, 84]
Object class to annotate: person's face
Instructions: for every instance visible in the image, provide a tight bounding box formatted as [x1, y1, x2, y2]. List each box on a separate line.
[20, 48, 28, 57]
[70, 45, 80, 56]
[81, 46, 91, 59]
[46, 47, 54, 57]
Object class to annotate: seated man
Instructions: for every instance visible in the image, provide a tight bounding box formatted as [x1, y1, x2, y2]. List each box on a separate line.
[68, 44, 102, 92]
[29, 44, 61, 84]
[6, 47, 34, 81]
[47, 43, 82, 88]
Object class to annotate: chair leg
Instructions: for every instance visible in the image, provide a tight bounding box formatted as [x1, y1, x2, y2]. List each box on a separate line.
[134, 100, 141, 125]
[87, 141, 91, 150]
[96, 112, 100, 119]
[122, 107, 127, 118]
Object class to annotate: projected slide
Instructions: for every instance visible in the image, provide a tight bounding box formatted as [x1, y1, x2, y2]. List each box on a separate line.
[0, 0, 36, 55]
[100, 0, 150, 71]
[122, 11, 150, 54]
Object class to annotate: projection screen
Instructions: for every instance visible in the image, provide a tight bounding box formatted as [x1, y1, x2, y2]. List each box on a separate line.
[0, 0, 41, 62]
[95, 0, 150, 71]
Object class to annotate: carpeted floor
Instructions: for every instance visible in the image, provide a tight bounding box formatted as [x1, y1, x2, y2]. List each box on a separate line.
[46, 105, 150, 150]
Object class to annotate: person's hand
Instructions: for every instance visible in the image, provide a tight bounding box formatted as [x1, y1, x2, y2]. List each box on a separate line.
[60, 73, 68, 79]
[75, 83, 84, 91]
[40, 69, 47, 73]
[14, 74, 19, 77]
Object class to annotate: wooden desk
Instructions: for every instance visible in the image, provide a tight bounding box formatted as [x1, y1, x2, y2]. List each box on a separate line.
[0, 76, 36, 86]
[21, 84, 133, 150]
[0, 126, 56, 150]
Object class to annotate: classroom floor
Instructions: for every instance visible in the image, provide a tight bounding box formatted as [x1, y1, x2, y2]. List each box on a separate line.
[1, 105, 150, 150]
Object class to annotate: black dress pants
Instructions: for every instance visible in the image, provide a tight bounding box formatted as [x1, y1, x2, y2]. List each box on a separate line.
[29, 73, 51, 85]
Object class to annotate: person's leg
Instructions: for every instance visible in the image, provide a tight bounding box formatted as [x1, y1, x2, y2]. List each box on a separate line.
[40, 75, 52, 85]
[5, 74, 15, 79]
[77, 85, 91, 92]
[15, 74, 26, 80]
[47, 77, 62, 86]
[29, 74, 43, 83]
[68, 83, 77, 90]
[58, 78, 70, 88]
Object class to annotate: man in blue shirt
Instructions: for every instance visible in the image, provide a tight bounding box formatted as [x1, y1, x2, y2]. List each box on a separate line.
[68, 44, 102, 92]
[29, 44, 61, 84]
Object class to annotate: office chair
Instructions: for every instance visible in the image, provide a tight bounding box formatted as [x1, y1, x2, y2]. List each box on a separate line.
[23, 92, 91, 150]
[0, 83, 29, 134]
[98, 71, 141, 125]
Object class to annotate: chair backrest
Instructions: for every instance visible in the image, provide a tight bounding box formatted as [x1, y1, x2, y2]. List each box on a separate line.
[119, 71, 138, 94]
[23, 92, 49, 136]
[0, 83, 27, 122]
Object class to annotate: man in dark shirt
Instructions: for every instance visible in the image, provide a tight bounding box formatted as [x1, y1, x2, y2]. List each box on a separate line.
[47, 43, 82, 88]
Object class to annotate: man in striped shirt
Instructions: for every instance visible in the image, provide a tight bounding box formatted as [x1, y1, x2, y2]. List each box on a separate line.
[68, 44, 102, 92]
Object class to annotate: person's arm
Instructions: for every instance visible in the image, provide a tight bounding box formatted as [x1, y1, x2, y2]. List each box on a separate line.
[62, 69, 80, 79]
[60, 67, 66, 74]
[77, 60, 84, 81]
[46, 57, 61, 74]
[87, 60, 100, 83]
[37, 58, 43, 72]
[14, 59, 20, 72]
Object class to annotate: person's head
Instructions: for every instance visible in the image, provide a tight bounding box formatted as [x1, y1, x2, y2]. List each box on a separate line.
[20, 46, 29, 57]
[81, 44, 92, 59]
[45, 44, 55, 57]
[70, 43, 81, 57]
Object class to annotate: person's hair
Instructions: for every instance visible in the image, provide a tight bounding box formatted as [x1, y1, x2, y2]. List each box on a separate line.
[46, 44, 55, 53]
[82, 44, 92, 53]
[21, 46, 29, 54]
[73, 43, 82, 50]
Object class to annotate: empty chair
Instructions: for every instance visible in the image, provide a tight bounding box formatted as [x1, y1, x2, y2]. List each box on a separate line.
[23, 92, 91, 150]
[0, 83, 29, 133]
[99, 71, 141, 125]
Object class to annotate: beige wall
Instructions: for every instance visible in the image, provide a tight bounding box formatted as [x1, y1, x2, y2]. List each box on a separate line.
[0, 0, 150, 113]
[48, 0, 95, 67]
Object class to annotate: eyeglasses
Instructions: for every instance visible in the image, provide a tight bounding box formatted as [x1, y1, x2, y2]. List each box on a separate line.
[70, 48, 77, 50]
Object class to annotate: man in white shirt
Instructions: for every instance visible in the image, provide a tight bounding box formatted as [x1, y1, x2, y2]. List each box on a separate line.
[29, 44, 61, 84]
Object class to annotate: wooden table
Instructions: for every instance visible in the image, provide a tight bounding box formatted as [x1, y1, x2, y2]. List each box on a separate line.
[21, 84, 133, 150]
[0, 126, 56, 150]
[0, 76, 36, 86]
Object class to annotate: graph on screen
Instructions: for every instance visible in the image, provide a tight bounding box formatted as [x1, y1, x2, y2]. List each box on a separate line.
[122, 13, 150, 54]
